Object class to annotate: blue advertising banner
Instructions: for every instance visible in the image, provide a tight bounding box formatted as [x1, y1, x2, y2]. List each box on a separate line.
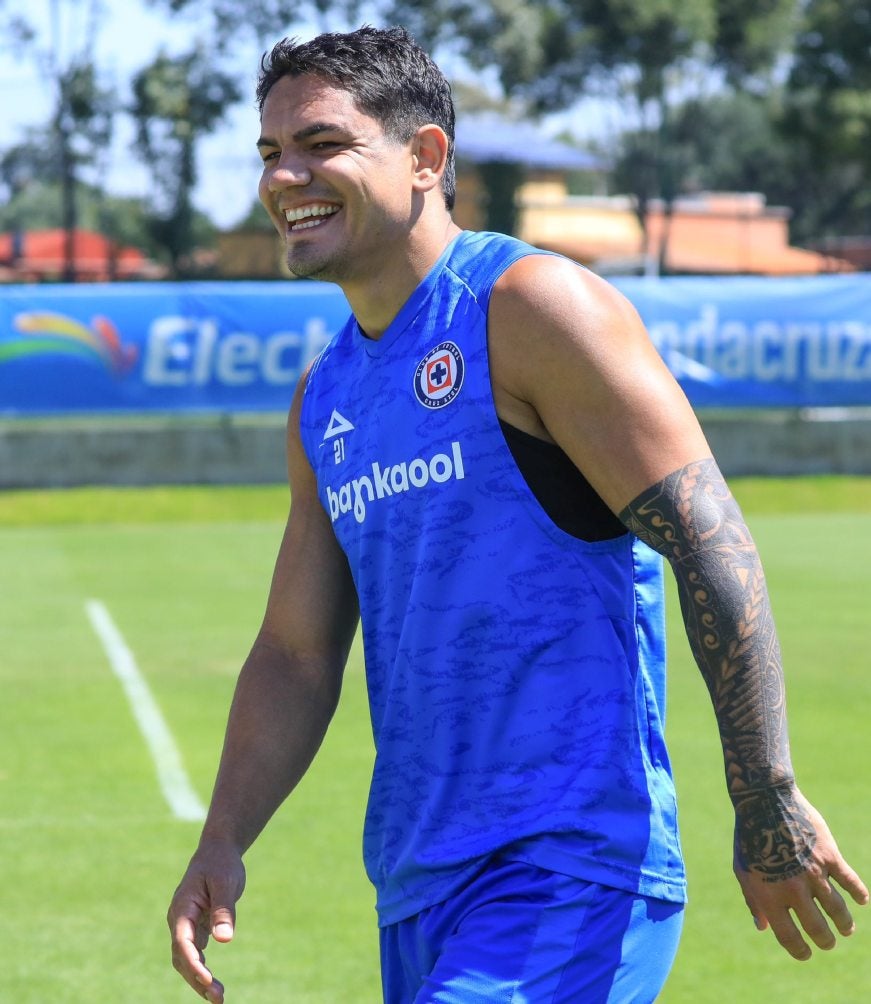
[0, 281, 350, 416]
[1, 273, 870, 415]
[611, 273, 871, 408]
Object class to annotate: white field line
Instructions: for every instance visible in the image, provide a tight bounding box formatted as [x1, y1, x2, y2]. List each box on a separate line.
[85, 599, 207, 823]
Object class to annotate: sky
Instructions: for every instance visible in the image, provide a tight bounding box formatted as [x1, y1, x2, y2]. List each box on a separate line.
[0, 0, 291, 229]
[0, 0, 615, 231]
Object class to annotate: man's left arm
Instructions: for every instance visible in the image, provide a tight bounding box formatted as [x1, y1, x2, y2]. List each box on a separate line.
[620, 458, 869, 960]
[488, 254, 868, 961]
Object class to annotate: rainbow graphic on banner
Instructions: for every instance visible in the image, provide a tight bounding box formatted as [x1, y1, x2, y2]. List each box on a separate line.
[1, 311, 137, 374]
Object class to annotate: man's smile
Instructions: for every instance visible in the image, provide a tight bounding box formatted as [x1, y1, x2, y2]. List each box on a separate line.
[284, 204, 341, 231]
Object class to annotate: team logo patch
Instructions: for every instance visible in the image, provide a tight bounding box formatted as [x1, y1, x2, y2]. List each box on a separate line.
[414, 341, 464, 409]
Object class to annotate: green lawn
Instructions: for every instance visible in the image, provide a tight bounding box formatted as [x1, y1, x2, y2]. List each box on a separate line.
[1, 478, 869, 1002]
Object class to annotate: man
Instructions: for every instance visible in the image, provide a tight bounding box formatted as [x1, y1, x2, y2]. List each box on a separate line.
[168, 25, 867, 1004]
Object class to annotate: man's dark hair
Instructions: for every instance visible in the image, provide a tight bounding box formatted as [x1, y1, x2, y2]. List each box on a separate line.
[257, 25, 456, 210]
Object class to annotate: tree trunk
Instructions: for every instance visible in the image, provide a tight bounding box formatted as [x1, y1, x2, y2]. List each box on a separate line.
[478, 160, 525, 236]
[57, 106, 78, 283]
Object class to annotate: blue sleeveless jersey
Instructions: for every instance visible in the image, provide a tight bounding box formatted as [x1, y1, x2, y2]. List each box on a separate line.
[299, 231, 686, 925]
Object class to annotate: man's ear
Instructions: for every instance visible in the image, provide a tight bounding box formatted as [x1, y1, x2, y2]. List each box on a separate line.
[411, 124, 450, 194]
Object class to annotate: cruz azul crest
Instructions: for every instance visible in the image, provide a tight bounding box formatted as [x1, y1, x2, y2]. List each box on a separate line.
[413, 341, 464, 409]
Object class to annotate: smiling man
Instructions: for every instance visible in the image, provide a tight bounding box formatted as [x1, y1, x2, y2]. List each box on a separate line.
[167, 25, 867, 1004]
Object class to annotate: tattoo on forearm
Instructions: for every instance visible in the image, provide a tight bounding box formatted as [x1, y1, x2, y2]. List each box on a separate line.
[731, 782, 817, 880]
[620, 459, 817, 881]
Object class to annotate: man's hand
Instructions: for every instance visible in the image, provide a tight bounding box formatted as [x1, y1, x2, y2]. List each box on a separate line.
[732, 783, 868, 960]
[168, 840, 247, 1002]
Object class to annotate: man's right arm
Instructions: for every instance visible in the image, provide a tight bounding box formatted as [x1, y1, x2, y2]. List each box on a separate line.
[168, 375, 360, 1003]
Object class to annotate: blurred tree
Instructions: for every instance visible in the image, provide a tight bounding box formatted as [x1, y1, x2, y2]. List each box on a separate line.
[612, 88, 797, 217]
[0, 0, 116, 280]
[235, 198, 279, 231]
[53, 57, 116, 280]
[0, 0, 35, 52]
[0, 137, 56, 208]
[377, 0, 799, 269]
[664, 92, 792, 197]
[781, 0, 871, 240]
[130, 49, 239, 277]
[143, 0, 363, 46]
[6, 0, 862, 276]
[0, 177, 165, 255]
[451, 80, 562, 236]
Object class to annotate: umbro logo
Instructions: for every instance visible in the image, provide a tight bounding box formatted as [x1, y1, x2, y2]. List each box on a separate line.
[322, 409, 355, 441]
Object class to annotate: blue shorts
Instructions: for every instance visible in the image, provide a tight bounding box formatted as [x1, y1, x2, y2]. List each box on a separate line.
[380, 857, 684, 1003]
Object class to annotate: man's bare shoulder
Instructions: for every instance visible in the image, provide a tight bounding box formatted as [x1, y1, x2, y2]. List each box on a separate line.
[492, 253, 639, 336]
[487, 250, 709, 508]
[488, 251, 653, 402]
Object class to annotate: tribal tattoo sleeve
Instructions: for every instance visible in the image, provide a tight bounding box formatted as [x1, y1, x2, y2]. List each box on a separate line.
[619, 458, 817, 882]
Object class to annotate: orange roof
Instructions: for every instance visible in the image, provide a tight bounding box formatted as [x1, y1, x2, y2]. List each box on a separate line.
[650, 230, 850, 275]
[645, 197, 853, 275]
[517, 191, 854, 275]
[0, 228, 164, 280]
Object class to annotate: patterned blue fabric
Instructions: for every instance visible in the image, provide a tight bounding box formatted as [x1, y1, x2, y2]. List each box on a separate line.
[299, 231, 686, 926]
[379, 858, 684, 1003]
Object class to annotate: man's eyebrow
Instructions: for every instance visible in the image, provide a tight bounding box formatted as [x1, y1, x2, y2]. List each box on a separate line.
[294, 122, 344, 141]
[256, 123, 344, 149]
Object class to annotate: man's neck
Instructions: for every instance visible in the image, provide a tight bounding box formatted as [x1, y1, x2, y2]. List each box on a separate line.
[345, 220, 462, 340]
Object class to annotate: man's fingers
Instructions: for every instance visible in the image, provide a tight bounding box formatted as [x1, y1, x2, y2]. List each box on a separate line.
[794, 892, 838, 951]
[168, 849, 245, 1001]
[172, 914, 213, 983]
[810, 874, 857, 937]
[172, 939, 225, 1004]
[738, 873, 816, 960]
[200, 976, 226, 1004]
[211, 913, 235, 942]
[208, 878, 239, 942]
[738, 884, 769, 931]
[744, 874, 856, 960]
[170, 906, 228, 1001]
[193, 913, 212, 952]
[767, 908, 813, 961]
[829, 857, 870, 908]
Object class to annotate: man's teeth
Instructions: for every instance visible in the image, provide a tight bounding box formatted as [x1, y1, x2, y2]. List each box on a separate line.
[284, 205, 339, 227]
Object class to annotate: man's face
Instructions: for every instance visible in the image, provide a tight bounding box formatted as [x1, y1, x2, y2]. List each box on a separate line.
[257, 74, 417, 284]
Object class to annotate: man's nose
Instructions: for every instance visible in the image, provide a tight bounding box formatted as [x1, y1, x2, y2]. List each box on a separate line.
[268, 154, 312, 189]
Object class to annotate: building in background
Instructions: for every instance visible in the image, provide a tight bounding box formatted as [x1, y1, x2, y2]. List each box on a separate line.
[5, 120, 850, 283]
[522, 191, 853, 276]
[215, 115, 853, 280]
[0, 229, 165, 283]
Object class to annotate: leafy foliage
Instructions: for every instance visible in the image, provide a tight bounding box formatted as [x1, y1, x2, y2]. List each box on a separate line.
[130, 50, 240, 274]
[380, 0, 799, 258]
[143, 0, 363, 47]
[0, 0, 118, 278]
[2, 0, 870, 273]
[781, 0, 871, 238]
[0, 176, 144, 247]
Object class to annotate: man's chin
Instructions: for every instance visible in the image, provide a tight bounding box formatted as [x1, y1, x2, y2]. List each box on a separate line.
[287, 256, 325, 280]
[286, 250, 341, 282]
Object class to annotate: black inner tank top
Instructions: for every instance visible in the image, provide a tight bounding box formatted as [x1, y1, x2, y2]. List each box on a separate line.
[500, 420, 627, 542]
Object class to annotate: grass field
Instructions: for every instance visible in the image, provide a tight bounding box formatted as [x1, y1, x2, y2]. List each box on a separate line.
[1, 478, 870, 1003]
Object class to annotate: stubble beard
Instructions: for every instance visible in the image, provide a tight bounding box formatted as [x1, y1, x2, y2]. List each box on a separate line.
[285, 238, 349, 283]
